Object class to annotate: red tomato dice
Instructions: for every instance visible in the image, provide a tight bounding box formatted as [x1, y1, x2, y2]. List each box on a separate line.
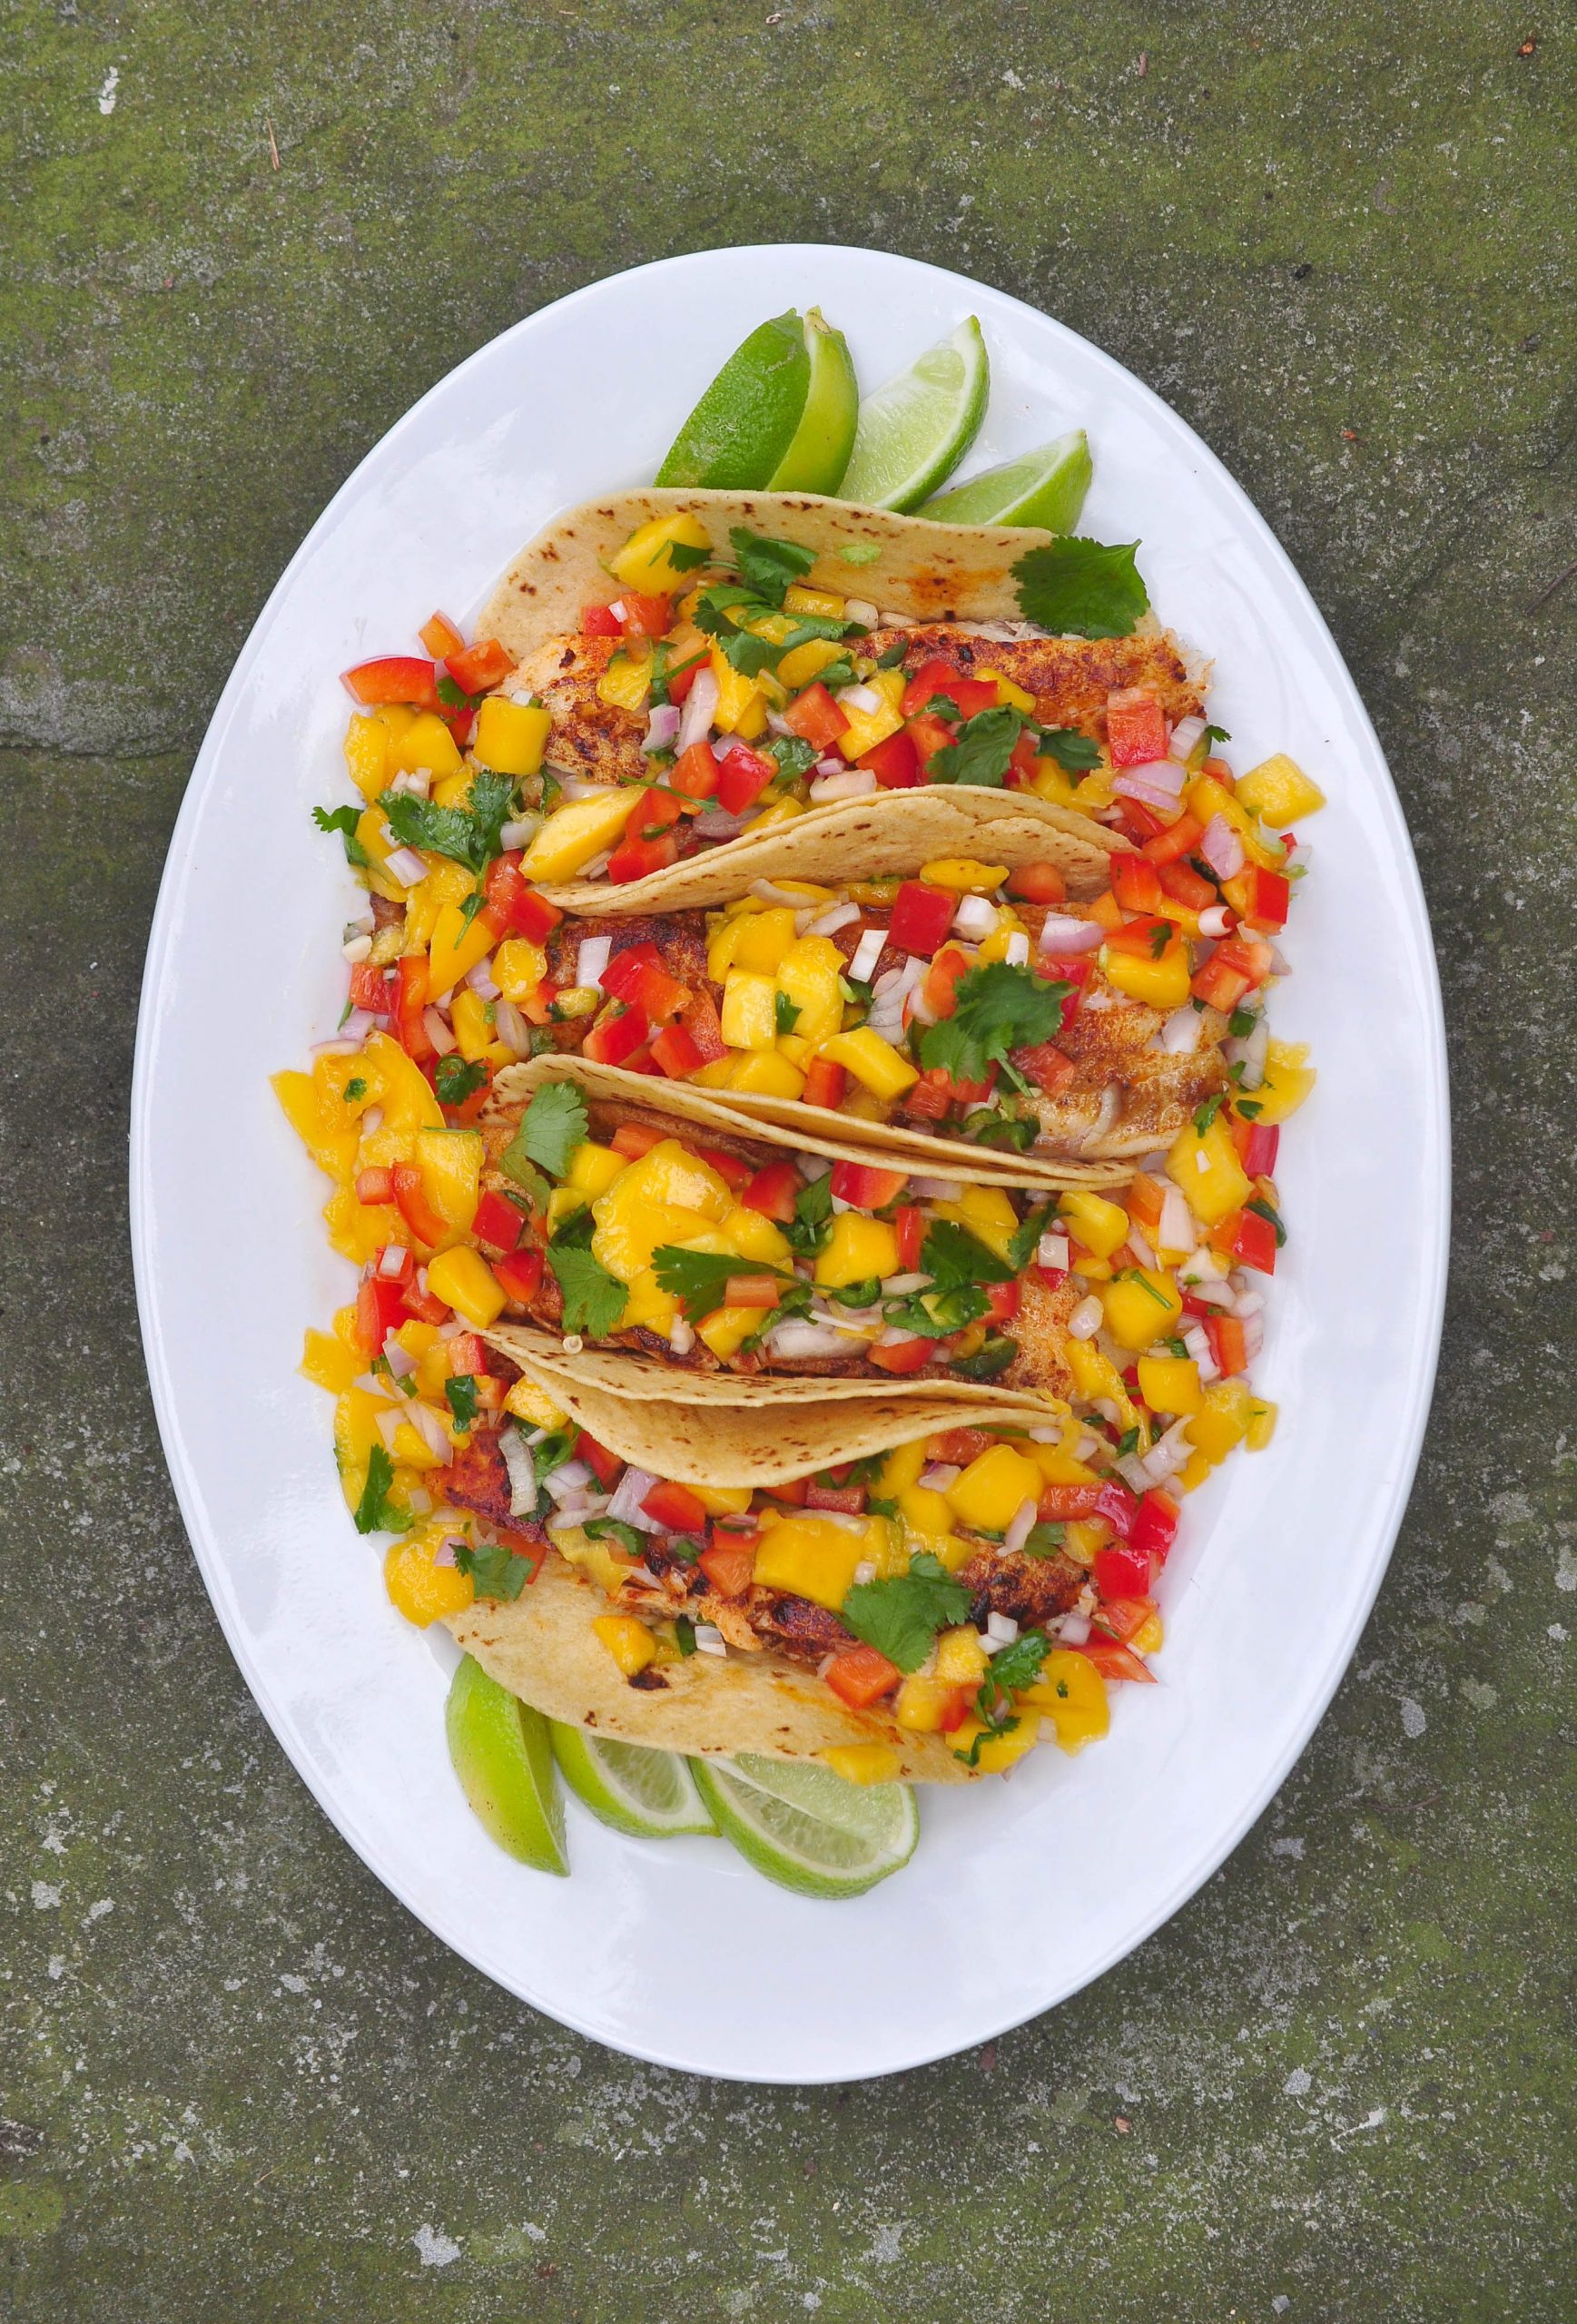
[782, 683, 848, 754]
[697, 1539, 757, 1599]
[582, 603, 624, 636]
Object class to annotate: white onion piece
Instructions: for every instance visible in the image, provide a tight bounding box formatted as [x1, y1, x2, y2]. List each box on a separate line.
[1004, 1500, 1039, 1556]
[1169, 714, 1207, 761]
[795, 1153, 833, 1180]
[848, 926, 886, 984]
[1059, 1610, 1092, 1645]
[852, 1560, 878, 1588]
[766, 1320, 855, 1359]
[1158, 1005, 1204, 1055]
[764, 708, 794, 738]
[383, 845, 428, 888]
[642, 702, 682, 753]
[606, 1466, 662, 1531]
[813, 753, 847, 776]
[1199, 813, 1245, 879]
[952, 894, 998, 941]
[1118, 1451, 1154, 1492]
[1225, 1015, 1269, 1090]
[751, 878, 817, 910]
[805, 901, 862, 940]
[464, 956, 499, 1000]
[1120, 754, 1187, 796]
[422, 1006, 458, 1053]
[377, 1245, 410, 1281]
[1003, 931, 1030, 967]
[1144, 1419, 1197, 1479]
[844, 597, 879, 625]
[341, 931, 373, 963]
[836, 682, 882, 714]
[578, 935, 613, 989]
[408, 1402, 452, 1461]
[1037, 1232, 1070, 1270]
[541, 1458, 595, 1504]
[1112, 771, 1187, 813]
[1240, 1312, 1266, 1363]
[881, 1272, 931, 1296]
[668, 1318, 695, 1356]
[909, 1176, 961, 1201]
[985, 1613, 1020, 1649]
[560, 775, 611, 803]
[1068, 1294, 1104, 1340]
[492, 998, 531, 1057]
[1128, 1223, 1157, 1268]
[675, 665, 719, 753]
[499, 814, 541, 851]
[693, 1625, 727, 1657]
[1183, 1322, 1220, 1381]
[919, 1463, 961, 1492]
[1037, 914, 1103, 955]
[499, 1427, 538, 1517]
[1234, 1287, 1267, 1318]
[1158, 1187, 1192, 1252]
[809, 768, 878, 803]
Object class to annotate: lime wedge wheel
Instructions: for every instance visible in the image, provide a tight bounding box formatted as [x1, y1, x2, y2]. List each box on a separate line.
[655, 308, 857, 494]
[551, 1721, 717, 1839]
[923, 428, 1093, 532]
[690, 1753, 919, 1898]
[837, 317, 991, 512]
[445, 1654, 567, 1875]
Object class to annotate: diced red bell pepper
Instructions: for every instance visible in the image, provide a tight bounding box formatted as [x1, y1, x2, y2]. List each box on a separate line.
[901, 660, 997, 719]
[678, 989, 727, 1066]
[1206, 1313, 1249, 1377]
[985, 1280, 1022, 1325]
[401, 1273, 451, 1324]
[1105, 686, 1168, 767]
[355, 1165, 395, 1205]
[393, 955, 433, 1061]
[606, 829, 679, 884]
[698, 1539, 757, 1599]
[649, 1023, 705, 1078]
[483, 852, 564, 942]
[1010, 1040, 1077, 1095]
[923, 1426, 995, 1467]
[1071, 1637, 1157, 1683]
[1094, 1541, 1154, 1602]
[783, 682, 848, 754]
[1114, 797, 1171, 843]
[354, 1274, 409, 1356]
[1214, 937, 1276, 989]
[342, 655, 439, 711]
[1038, 1482, 1104, 1520]
[867, 1337, 936, 1374]
[669, 742, 720, 803]
[1189, 953, 1252, 1012]
[799, 1056, 847, 1110]
[601, 941, 691, 1021]
[806, 1482, 866, 1515]
[419, 611, 467, 659]
[1005, 862, 1068, 905]
[616, 592, 673, 639]
[666, 654, 705, 704]
[823, 1645, 902, 1709]
[642, 1478, 709, 1534]
[692, 1144, 754, 1193]
[714, 743, 776, 817]
[583, 1001, 652, 1068]
[608, 1124, 663, 1163]
[390, 1161, 448, 1248]
[1223, 865, 1291, 933]
[766, 1474, 810, 1508]
[741, 1162, 802, 1223]
[723, 1273, 782, 1309]
[444, 637, 517, 694]
[922, 942, 971, 1019]
[829, 1158, 909, 1211]
[1229, 1118, 1280, 1177]
[1037, 952, 1094, 1034]
[1103, 913, 1173, 958]
[472, 1189, 525, 1254]
[861, 729, 922, 789]
[903, 710, 956, 774]
[492, 1246, 544, 1305]
[1093, 1595, 1159, 1645]
[894, 1205, 924, 1272]
[445, 1332, 488, 1380]
[349, 960, 393, 1016]
[1006, 729, 1041, 787]
[1129, 1488, 1180, 1564]
[576, 1432, 624, 1491]
[889, 879, 956, 956]
[1157, 858, 1217, 911]
[1112, 854, 1166, 914]
[1095, 1478, 1139, 1538]
[582, 603, 624, 637]
[1142, 812, 1206, 867]
[1214, 1206, 1277, 1275]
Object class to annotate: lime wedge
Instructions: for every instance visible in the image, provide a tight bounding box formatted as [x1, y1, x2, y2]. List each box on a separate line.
[655, 309, 811, 491]
[445, 1654, 567, 1875]
[837, 317, 990, 512]
[551, 1721, 718, 1839]
[690, 1754, 919, 1898]
[923, 428, 1093, 532]
[767, 307, 859, 494]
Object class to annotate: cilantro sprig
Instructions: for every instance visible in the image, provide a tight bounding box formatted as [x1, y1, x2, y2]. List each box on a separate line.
[917, 961, 1071, 1086]
[353, 1445, 410, 1536]
[652, 1246, 791, 1323]
[840, 1551, 972, 1672]
[545, 1210, 627, 1337]
[455, 1542, 532, 1600]
[504, 1082, 588, 1182]
[1011, 537, 1150, 639]
[312, 803, 370, 866]
[378, 768, 517, 873]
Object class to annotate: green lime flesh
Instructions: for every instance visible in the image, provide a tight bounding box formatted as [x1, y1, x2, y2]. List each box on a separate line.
[445, 1654, 567, 1875]
[923, 428, 1093, 532]
[550, 1721, 718, 1839]
[655, 309, 811, 489]
[765, 307, 859, 494]
[837, 316, 991, 512]
[689, 1754, 919, 1899]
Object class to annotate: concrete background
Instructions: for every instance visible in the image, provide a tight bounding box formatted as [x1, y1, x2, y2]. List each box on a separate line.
[2, 3, 1572, 2317]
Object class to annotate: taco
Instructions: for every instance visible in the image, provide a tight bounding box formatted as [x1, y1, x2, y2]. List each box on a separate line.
[476, 1056, 1082, 1399]
[436, 1337, 1138, 1781]
[490, 788, 1236, 1167]
[468, 488, 1204, 899]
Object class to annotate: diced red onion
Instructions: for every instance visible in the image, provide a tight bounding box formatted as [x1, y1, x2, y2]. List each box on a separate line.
[1069, 1295, 1104, 1340]
[1158, 1006, 1204, 1055]
[422, 1006, 458, 1054]
[1199, 814, 1245, 879]
[1225, 1015, 1268, 1089]
[1037, 914, 1103, 955]
[408, 1401, 452, 1462]
[1128, 1223, 1157, 1268]
[383, 846, 428, 888]
[432, 1533, 466, 1570]
[1267, 941, 1292, 976]
[578, 935, 613, 989]
[919, 1462, 961, 1492]
[1038, 1232, 1070, 1270]
[493, 999, 531, 1057]
[809, 768, 878, 803]
[607, 1466, 662, 1531]
[1182, 1321, 1220, 1381]
[676, 666, 719, 753]
[643, 703, 682, 754]
[1233, 1287, 1266, 1319]
[1240, 1312, 1266, 1363]
[464, 957, 499, 1000]
[813, 753, 847, 777]
[848, 926, 886, 984]
[806, 901, 862, 940]
[1169, 714, 1207, 761]
[985, 1611, 1020, 1647]
[1112, 772, 1188, 814]
[693, 805, 748, 839]
[1158, 1187, 1191, 1251]
[1003, 931, 1030, 967]
[1004, 1500, 1039, 1556]
[909, 1176, 961, 1200]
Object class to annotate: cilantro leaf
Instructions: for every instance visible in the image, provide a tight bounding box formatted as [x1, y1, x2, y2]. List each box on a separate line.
[874, 639, 909, 667]
[652, 1246, 787, 1322]
[1007, 1201, 1056, 1273]
[692, 583, 757, 635]
[714, 626, 779, 677]
[963, 1105, 1040, 1154]
[1204, 724, 1232, 745]
[781, 1170, 833, 1258]
[1021, 1521, 1067, 1559]
[444, 1375, 479, 1432]
[764, 734, 818, 786]
[951, 1333, 1019, 1380]
[546, 1241, 627, 1338]
[922, 1218, 1014, 1290]
[775, 990, 801, 1036]
[928, 704, 1023, 789]
[664, 538, 710, 574]
[840, 1551, 972, 1672]
[455, 1542, 532, 1600]
[584, 1516, 644, 1557]
[1035, 725, 1102, 773]
[729, 526, 816, 605]
[507, 1082, 589, 1180]
[312, 804, 370, 867]
[979, 1629, 1050, 1704]
[435, 1053, 488, 1107]
[1193, 1091, 1227, 1135]
[1012, 537, 1149, 639]
[353, 1444, 410, 1536]
[674, 1614, 697, 1655]
[531, 1428, 577, 1486]
[917, 961, 1069, 1086]
[378, 769, 517, 873]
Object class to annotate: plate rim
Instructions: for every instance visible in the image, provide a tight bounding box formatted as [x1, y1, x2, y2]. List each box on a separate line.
[129, 241, 1451, 2082]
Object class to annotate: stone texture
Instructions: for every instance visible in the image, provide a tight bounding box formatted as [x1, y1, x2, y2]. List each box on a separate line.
[1, 4, 1572, 2318]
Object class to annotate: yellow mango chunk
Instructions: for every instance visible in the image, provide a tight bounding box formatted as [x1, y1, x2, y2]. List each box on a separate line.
[1100, 1266, 1183, 1352]
[518, 790, 641, 883]
[474, 696, 550, 779]
[814, 1212, 899, 1288]
[1165, 1114, 1251, 1228]
[566, 1141, 626, 1201]
[413, 1127, 483, 1236]
[1027, 1649, 1109, 1755]
[593, 1614, 656, 1677]
[343, 713, 390, 801]
[821, 1743, 901, 1786]
[1236, 753, 1326, 827]
[425, 1246, 507, 1327]
[1138, 1353, 1203, 1414]
[384, 1531, 475, 1627]
[1243, 1041, 1316, 1126]
[919, 857, 1009, 893]
[609, 509, 714, 592]
[1060, 1189, 1129, 1259]
[817, 1028, 918, 1099]
[427, 901, 496, 1000]
[389, 711, 464, 780]
[947, 1444, 1042, 1532]
[1104, 937, 1192, 1011]
[753, 1516, 870, 1610]
[774, 935, 845, 1047]
[721, 970, 779, 1050]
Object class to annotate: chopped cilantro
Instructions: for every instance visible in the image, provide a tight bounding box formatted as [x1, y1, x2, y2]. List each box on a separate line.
[765, 734, 818, 787]
[874, 639, 909, 667]
[344, 1077, 368, 1103]
[1227, 1006, 1258, 1039]
[311, 803, 370, 867]
[546, 1239, 627, 1337]
[973, 1630, 1050, 1726]
[531, 1428, 577, 1486]
[1236, 1097, 1264, 1119]
[1021, 1521, 1067, 1559]
[1011, 537, 1150, 639]
[1034, 725, 1102, 773]
[1246, 1195, 1286, 1246]
[918, 961, 1069, 1086]
[379, 768, 517, 873]
[455, 1542, 531, 1600]
[1115, 1424, 1142, 1457]
[444, 1375, 479, 1432]
[923, 1218, 1014, 1290]
[928, 704, 1023, 789]
[1193, 1091, 1227, 1135]
[840, 1551, 971, 1672]
[584, 1516, 644, 1557]
[436, 673, 480, 710]
[781, 1170, 833, 1258]
[774, 990, 801, 1036]
[1204, 724, 1232, 745]
[652, 1246, 787, 1322]
[435, 1053, 488, 1107]
[1008, 1201, 1056, 1272]
[458, 888, 489, 931]
[353, 1445, 410, 1536]
[674, 1614, 697, 1655]
[728, 526, 817, 604]
[664, 538, 710, 574]
[1150, 921, 1172, 959]
[962, 1105, 1040, 1154]
[506, 1081, 588, 1179]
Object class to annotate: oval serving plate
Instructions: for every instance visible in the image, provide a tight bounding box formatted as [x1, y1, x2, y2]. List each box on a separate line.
[131, 244, 1448, 2083]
